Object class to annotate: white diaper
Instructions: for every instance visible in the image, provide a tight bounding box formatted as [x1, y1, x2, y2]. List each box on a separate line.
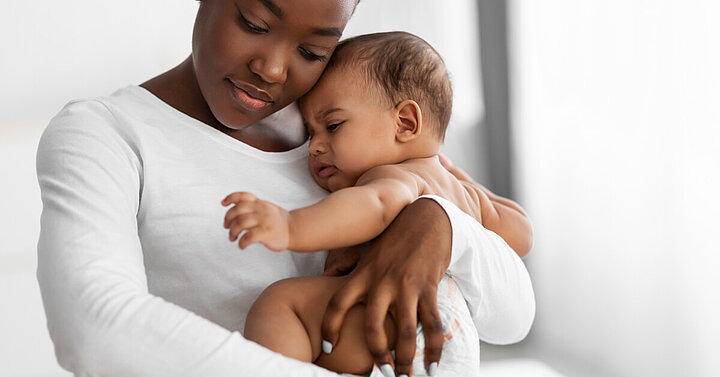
[352, 275, 479, 377]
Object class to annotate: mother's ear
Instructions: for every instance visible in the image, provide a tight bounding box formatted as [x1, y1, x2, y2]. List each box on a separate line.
[395, 99, 422, 143]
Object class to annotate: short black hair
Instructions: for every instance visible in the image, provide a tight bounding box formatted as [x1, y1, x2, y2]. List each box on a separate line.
[327, 31, 453, 140]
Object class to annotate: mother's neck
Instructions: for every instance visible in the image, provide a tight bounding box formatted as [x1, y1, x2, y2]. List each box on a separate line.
[141, 56, 222, 130]
[140, 57, 307, 152]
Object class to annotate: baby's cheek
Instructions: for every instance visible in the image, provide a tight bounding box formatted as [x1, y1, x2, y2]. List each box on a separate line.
[328, 175, 353, 192]
[311, 173, 331, 192]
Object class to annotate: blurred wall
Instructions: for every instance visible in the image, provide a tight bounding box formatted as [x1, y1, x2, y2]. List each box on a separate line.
[508, 1, 720, 376]
[0, 1, 485, 375]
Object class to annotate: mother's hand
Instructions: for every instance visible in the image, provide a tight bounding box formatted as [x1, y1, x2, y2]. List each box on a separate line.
[321, 198, 451, 377]
[323, 243, 369, 277]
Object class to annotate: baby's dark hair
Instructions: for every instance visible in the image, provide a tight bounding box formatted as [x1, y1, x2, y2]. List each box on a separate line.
[327, 31, 453, 141]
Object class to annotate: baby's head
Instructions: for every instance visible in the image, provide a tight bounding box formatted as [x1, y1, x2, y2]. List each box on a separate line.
[300, 31, 453, 192]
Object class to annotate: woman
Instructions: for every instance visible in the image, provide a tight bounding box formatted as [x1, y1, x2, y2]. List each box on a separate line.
[36, 0, 534, 376]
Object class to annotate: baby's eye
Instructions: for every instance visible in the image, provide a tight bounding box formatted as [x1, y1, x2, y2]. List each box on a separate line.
[327, 122, 344, 132]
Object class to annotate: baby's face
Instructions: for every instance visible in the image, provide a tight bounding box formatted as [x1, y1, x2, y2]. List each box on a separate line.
[300, 68, 398, 192]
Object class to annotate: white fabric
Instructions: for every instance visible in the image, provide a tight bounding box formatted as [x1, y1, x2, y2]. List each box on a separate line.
[431, 195, 536, 345]
[36, 85, 534, 376]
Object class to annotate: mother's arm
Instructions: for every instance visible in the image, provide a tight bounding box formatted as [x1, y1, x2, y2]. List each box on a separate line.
[321, 197, 535, 377]
[37, 101, 339, 377]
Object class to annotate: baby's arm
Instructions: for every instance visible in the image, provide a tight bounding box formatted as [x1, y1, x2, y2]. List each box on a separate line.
[440, 155, 533, 257]
[222, 166, 419, 252]
[471, 182, 533, 257]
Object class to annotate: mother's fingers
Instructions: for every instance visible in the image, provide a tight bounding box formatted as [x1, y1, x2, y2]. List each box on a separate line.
[392, 292, 419, 377]
[365, 287, 395, 377]
[321, 271, 368, 354]
[418, 287, 444, 375]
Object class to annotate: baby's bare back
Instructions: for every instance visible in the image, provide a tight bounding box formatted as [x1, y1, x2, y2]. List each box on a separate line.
[395, 156, 484, 223]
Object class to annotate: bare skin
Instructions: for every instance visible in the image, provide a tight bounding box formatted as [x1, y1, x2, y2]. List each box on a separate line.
[244, 275, 397, 374]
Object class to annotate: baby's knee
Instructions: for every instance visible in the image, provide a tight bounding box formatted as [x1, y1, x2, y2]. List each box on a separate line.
[244, 278, 318, 361]
[246, 279, 299, 327]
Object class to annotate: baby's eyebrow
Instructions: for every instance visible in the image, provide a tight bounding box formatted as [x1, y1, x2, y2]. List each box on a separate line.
[318, 107, 343, 120]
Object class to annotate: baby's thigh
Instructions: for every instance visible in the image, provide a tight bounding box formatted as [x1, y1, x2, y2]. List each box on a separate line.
[255, 275, 395, 374]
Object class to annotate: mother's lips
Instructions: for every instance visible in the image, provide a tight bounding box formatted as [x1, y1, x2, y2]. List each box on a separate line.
[227, 78, 274, 111]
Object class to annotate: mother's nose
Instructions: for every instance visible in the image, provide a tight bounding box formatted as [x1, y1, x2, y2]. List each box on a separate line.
[248, 47, 289, 84]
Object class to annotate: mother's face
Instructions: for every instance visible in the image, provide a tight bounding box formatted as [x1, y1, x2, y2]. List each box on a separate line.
[192, 0, 355, 130]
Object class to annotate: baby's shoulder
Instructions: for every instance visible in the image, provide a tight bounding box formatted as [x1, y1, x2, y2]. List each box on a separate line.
[367, 161, 423, 178]
[356, 163, 421, 187]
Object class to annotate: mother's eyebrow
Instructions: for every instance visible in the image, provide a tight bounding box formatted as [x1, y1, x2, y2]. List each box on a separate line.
[257, 0, 341, 38]
[258, 0, 283, 19]
[312, 27, 342, 38]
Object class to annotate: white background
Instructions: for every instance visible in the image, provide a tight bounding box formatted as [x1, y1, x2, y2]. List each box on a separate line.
[506, 1, 720, 376]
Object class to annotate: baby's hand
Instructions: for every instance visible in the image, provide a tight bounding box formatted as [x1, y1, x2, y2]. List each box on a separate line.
[221, 192, 290, 251]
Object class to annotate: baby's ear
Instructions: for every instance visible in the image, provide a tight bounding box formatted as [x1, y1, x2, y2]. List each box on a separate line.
[395, 100, 422, 143]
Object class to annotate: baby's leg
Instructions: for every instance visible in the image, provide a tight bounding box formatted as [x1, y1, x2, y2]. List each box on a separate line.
[244, 275, 396, 374]
[243, 276, 317, 361]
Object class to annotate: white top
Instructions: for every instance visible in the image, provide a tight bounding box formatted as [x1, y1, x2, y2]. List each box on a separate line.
[36, 86, 535, 376]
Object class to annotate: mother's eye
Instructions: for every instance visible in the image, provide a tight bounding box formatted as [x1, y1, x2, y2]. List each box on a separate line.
[237, 11, 268, 34]
[299, 47, 327, 62]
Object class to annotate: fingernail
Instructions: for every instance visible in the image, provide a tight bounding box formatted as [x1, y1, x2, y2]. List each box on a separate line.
[428, 362, 438, 376]
[399, 375, 408, 377]
[322, 339, 333, 354]
[379, 364, 395, 377]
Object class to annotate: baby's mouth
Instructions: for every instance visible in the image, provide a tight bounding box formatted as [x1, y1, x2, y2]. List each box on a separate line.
[317, 164, 338, 178]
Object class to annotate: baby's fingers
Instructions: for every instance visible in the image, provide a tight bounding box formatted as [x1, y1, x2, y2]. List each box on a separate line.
[228, 215, 259, 242]
[238, 228, 261, 249]
[221, 192, 258, 206]
[224, 202, 259, 229]
[238, 228, 280, 251]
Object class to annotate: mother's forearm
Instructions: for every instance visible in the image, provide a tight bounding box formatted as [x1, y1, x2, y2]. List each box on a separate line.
[369, 197, 452, 279]
[320, 198, 453, 376]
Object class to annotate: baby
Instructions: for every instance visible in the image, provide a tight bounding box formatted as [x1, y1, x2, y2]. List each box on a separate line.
[222, 32, 532, 375]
